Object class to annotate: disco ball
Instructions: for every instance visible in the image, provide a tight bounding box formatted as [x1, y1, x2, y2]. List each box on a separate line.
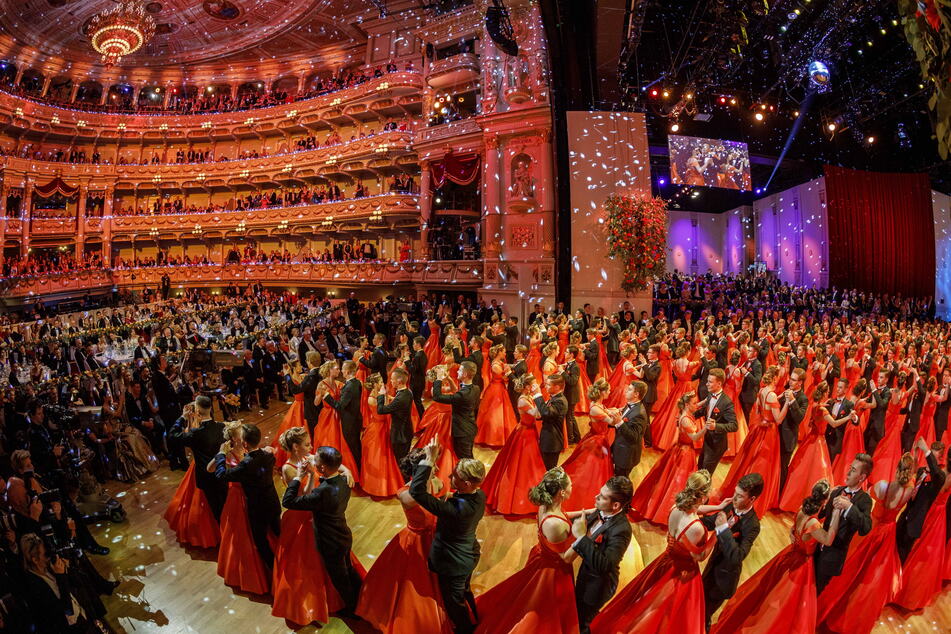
[808, 61, 831, 91]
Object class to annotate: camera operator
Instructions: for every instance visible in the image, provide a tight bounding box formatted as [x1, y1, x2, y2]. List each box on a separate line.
[151, 355, 187, 471]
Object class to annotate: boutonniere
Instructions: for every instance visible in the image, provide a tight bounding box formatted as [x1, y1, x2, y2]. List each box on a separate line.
[713, 407, 720, 415]
[594, 533, 605, 545]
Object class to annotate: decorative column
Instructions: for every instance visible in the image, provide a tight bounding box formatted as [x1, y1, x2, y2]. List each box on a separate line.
[419, 161, 432, 259]
[539, 129, 555, 257]
[102, 187, 114, 266]
[75, 184, 87, 259]
[0, 184, 7, 272]
[482, 136, 502, 259]
[162, 87, 171, 108]
[21, 181, 32, 257]
[69, 83, 80, 103]
[100, 89, 109, 105]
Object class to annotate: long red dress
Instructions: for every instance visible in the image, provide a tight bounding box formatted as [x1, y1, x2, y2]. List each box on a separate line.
[355, 489, 450, 633]
[271, 389, 305, 468]
[722, 366, 749, 459]
[869, 399, 906, 485]
[361, 397, 404, 498]
[480, 340, 492, 387]
[656, 346, 673, 407]
[575, 356, 592, 415]
[591, 518, 709, 634]
[557, 328, 569, 363]
[710, 516, 822, 633]
[217, 456, 271, 595]
[815, 492, 907, 634]
[596, 334, 612, 381]
[474, 515, 579, 633]
[832, 406, 869, 484]
[718, 390, 781, 514]
[916, 396, 938, 468]
[527, 340, 543, 385]
[163, 461, 220, 548]
[561, 405, 615, 512]
[891, 485, 951, 610]
[313, 380, 361, 482]
[483, 399, 547, 516]
[475, 363, 518, 447]
[651, 362, 698, 451]
[415, 380, 458, 494]
[424, 322, 442, 369]
[630, 415, 700, 525]
[271, 472, 345, 624]
[778, 405, 832, 513]
[604, 359, 635, 410]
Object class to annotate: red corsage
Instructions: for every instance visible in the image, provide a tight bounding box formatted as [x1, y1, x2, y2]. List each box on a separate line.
[594, 534, 605, 545]
[713, 408, 720, 415]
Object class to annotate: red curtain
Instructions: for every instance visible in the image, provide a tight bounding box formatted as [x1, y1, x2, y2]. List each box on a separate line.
[33, 177, 79, 198]
[430, 153, 481, 189]
[824, 165, 934, 297]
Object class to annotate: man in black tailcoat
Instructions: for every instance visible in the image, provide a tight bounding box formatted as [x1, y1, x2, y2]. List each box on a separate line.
[507, 344, 528, 411]
[406, 336, 429, 417]
[611, 381, 646, 477]
[694, 369, 738, 474]
[562, 345, 582, 443]
[170, 395, 226, 519]
[779, 369, 809, 491]
[825, 378, 855, 462]
[864, 370, 891, 454]
[896, 439, 948, 562]
[583, 329, 600, 383]
[376, 367, 414, 463]
[432, 361, 481, 460]
[534, 373, 568, 470]
[321, 360, 364, 467]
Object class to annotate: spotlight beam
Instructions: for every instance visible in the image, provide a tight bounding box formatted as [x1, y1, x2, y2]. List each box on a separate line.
[764, 89, 816, 192]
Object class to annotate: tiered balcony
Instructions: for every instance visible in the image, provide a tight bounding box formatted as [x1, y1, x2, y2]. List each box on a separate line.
[0, 72, 424, 139]
[1, 260, 484, 298]
[426, 53, 481, 89]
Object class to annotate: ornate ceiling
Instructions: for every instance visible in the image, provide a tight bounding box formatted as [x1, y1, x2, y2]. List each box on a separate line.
[0, 0, 372, 69]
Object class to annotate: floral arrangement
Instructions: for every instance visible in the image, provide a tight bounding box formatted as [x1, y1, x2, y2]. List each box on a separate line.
[601, 192, 669, 292]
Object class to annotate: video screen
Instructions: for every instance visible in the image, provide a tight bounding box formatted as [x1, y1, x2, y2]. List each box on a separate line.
[668, 135, 751, 191]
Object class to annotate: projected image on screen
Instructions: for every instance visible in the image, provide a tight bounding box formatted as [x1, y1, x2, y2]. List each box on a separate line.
[668, 135, 751, 191]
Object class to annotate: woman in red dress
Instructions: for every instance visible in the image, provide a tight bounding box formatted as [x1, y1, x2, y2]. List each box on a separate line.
[476, 467, 579, 633]
[313, 360, 360, 481]
[416, 355, 459, 493]
[526, 326, 544, 385]
[573, 332, 592, 415]
[541, 341, 561, 402]
[480, 333, 493, 388]
[816, 453, 917, 634]
[356, 448, 451, 633]
[271, 427, 345, 625]
[832, 379, 872, 484]
[475, 345, 518, 448]
[722, 350, 749, 459]
[590, 470, 713, 634]
[556, 317, 569, 363]
[361, 374, 404, 498]
[164, 457, 220, 549]
[388, 344, 421, 431]
[651, 343, 700, 451]
[630, 391, 705, 525]
[483, 374, 548, 516]
[270, 359, 306, 468]
[916, 377, 945, 466]
[604, 346, 637, 410]
[843, 345, 865, 395]
[215, 422, 271, 595]
[718, 366, 788, 514]
[892, 441, 951, 610]
[561, 379, 618, 512]
[424, 316, 443, 369]
[595, 323, 613, 381]
[869, 372, 914, 484]
[712, 480, 842, 633]
[779, 383, 842, 512]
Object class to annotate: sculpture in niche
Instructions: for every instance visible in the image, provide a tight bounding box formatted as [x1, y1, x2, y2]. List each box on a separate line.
[508, 152, 538, 212]
[504, 54, 532, 104]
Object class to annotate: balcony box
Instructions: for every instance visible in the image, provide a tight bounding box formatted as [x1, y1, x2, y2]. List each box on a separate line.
[426, 53, 481, 89]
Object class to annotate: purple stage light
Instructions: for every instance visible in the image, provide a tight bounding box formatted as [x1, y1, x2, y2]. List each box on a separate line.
[658, 178, 666, 186]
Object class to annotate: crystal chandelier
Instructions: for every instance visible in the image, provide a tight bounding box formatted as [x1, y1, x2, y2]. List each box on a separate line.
[88, 1, 156, 67]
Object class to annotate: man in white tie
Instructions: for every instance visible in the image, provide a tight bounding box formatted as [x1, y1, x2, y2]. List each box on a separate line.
[825, 378, 855, 461]
[694, 368, 738, 473]
[610, 381, 647, 477]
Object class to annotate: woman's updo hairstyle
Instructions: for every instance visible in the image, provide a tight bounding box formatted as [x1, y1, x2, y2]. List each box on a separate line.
[675, 342, 691, 359]
[364, 373, 384, 392]
[677, 391, 697, 413]
[812, 381, 830, 402]
[587, 377, 611, 401]
[528, 467, 571, 507]
[675, 469, 712, 511]
[514, 373, 536, 393]
[279, 426, 309, 452]
[489, 344, 506, 360]
[318, 360, 338, 379]
[801, 479, 831, 515]
[896, 452, 915, 486]
[543, 341, 559, 358]
[223, 420, 243, 441]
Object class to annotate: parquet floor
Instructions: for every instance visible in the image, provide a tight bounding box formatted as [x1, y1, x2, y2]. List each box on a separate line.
[89, 401, 951, 633]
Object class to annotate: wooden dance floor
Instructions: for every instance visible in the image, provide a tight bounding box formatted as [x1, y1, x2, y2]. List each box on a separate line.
[91, 401, 951, 633]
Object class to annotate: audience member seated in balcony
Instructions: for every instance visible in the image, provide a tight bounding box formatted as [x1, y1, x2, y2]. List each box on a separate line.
[389, 174, 416, 193]
[2, 251, 104, 278]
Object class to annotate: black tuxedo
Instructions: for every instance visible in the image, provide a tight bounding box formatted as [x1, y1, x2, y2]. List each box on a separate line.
[410, 462, 485, 634]
[324, 378, 363, 466]
[300, 369, 321, 432]
[896, 451, 948, 562]
[583, 339, 600, 382]
[779, 390, 809, 490]
[864, 387, 891, 454]
[738, 359, 763, 422]
[453, 348, 484, 390]
[700, 504, 761, 626]
[432, 380, 480, 459]
[563, 360, 582, 442]
[378, 388, 414, 462]
[573, 511, 633, 634]
[169, 418, 226, 518]
[507, 359, 527, 411]
[825, 397, 854, 461]
[360, 347, 389, 383]
[693, 392, 738, 473]
[282, 473, 362, 610]
[899, 381, 926, 453]
[694, 358, 719, 401]
[535, 392, 568, 469]
[214, 449, 281, 568]
[406, 348, 429, 417]
[813, 486, 872, 592]
[640, 359, 661, 445]
[612, 401, 646, 476]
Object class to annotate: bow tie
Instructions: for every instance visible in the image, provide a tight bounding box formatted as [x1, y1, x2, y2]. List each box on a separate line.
[843, 489, 856, 498]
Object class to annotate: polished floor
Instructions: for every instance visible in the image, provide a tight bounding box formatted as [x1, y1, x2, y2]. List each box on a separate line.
[89, 400, 951, 633]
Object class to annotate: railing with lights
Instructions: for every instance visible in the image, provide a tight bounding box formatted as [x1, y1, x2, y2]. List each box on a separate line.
[1, 260, 484, 298]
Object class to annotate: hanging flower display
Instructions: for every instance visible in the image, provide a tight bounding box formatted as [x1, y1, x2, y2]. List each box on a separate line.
[601, 192, 668, 293]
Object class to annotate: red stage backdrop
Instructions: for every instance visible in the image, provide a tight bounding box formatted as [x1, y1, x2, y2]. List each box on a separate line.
[824, 165, 935, 297]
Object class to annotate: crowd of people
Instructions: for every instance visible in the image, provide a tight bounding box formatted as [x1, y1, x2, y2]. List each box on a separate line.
[1, 270, 950, 632]
[1, 62, 415, 116]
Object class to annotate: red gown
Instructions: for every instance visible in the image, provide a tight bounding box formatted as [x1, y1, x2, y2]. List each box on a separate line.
[217, 457, 272, 595]
[630, 415, 700, 525]
[722, 368, 749, 459]
[475, 365, 518, 447]
[474, 515, 579, 633]
[717, 392, 781, 514]
[270, 390, 305, 469]
[480, 340, 492, 387]
[424, 323, 442, 369]
[604, 360, 634, 409]
[650, 363, 698, 451]
[832, 407, 869, 485]
[355, 489, 450, 633]
[596, 334, 612, 381]
[313, 380, 361, 482]
[557, 329, 568, 363]
[361, 398, 404, 498]
[415, 390, 457, 494]
[815, 494, 906, 634]
[526, 340, 543, 385]
[561, 406, 615, 512]
[271, 506, 344, 624]
[575, 357, 592, 415]
[656, 347, 673, 408]
[778, 405, 832, 513]
[163, 461, 220, 548]
[590, 518, 709, 634]
[891, 486, 951, 610]
[711, 516, 821, 633]
[916, 396, 938, 468]
[869, 399, 906, 485]
[483, 400, 547, 516]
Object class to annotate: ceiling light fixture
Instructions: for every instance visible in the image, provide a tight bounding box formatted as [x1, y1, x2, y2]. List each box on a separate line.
[88, 1, 156, 67]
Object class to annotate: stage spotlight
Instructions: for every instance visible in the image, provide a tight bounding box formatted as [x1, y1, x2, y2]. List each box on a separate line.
[670, 122, 680, 132]
[658, 178, 667, 186]
[827, 122, 837, 132]
[650, 89, 659, 97]
[685, 92, 694, 100]
[662, 90, 670, 98]
[866, 136, 875, 144]
[754, 112, 764, 121]
[808, 60, 831, 92]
